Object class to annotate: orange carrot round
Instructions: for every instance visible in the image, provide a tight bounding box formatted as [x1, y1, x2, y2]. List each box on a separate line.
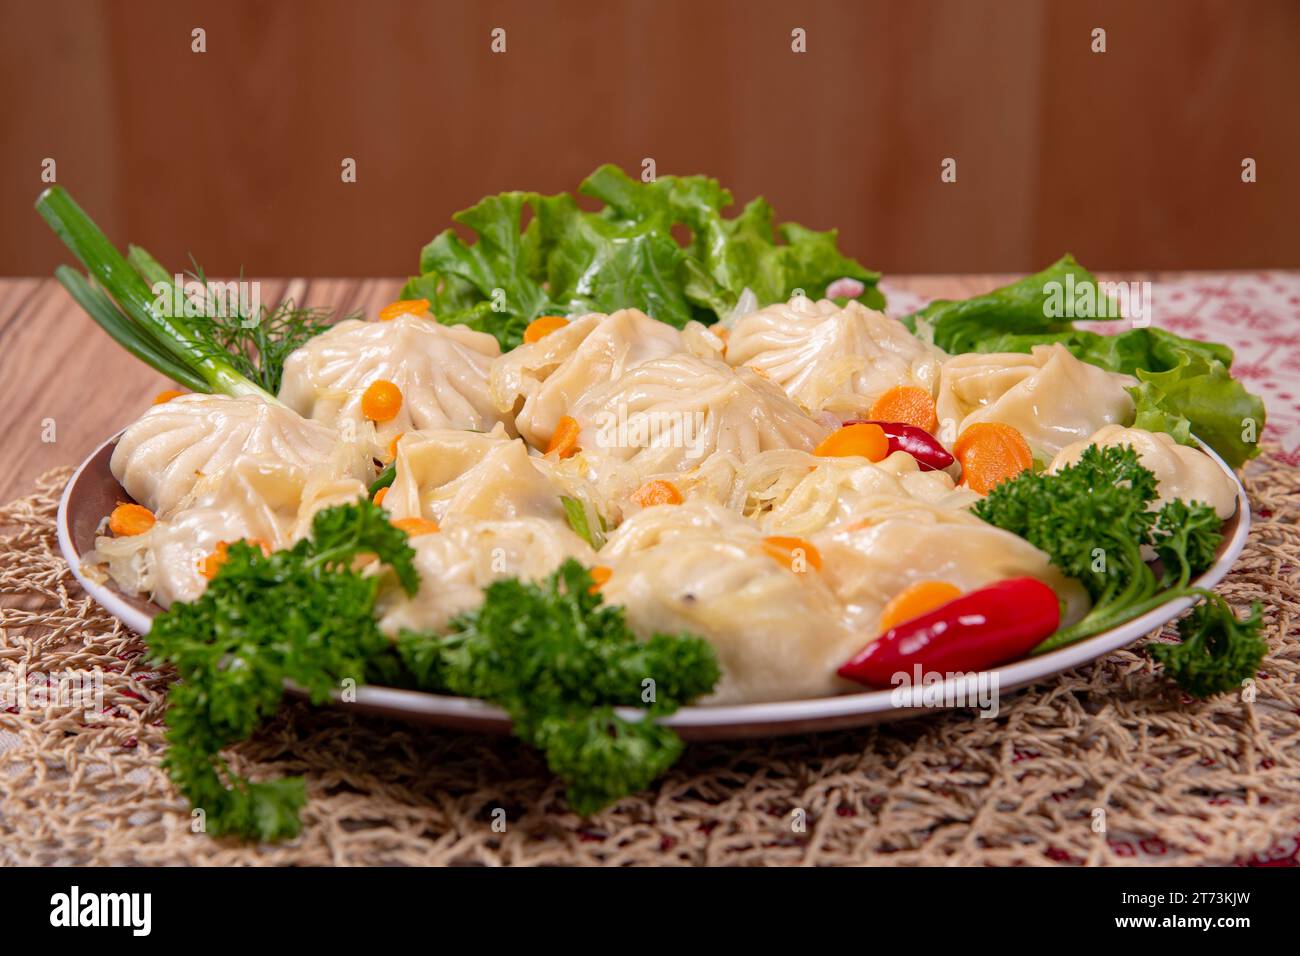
[588, 565, 613, 594]
[108, 503, 155, 536]
[631, 479, 683, 507]
[201, 541, 229, 580]
[201, 537, 270, 579]
[877, 580, 962, 633]
[523, 315, 569, 343]
[546, 415, 581, 458]
[762, 535, 823, 573]
[868, 386, 939, 434]
[379, 298, 430, 322]
[813, 422, 889, 461]
[152, 389, 186, 405]
[361, 380, 403, 422]
[393, 516, 440, 537]
[953, 422, 1033, 494]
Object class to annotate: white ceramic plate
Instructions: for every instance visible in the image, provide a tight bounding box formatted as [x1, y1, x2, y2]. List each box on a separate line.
[57, 433, 1251, 741]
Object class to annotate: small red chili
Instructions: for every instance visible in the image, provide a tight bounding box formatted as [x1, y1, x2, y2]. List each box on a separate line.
[845, 419, 954, 472]
[837, 577, 1061, 688]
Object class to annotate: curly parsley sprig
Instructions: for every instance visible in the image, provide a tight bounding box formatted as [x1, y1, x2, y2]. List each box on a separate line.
[146, 500, 417, 841]
[397, 560, 719, 816]
[973, 444, 1265, 696]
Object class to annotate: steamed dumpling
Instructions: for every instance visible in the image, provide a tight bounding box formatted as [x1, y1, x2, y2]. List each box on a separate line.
[489, 309, 715, 449]
[1049, 425, 1237, 519]
[278, 313, 510, 450]
[384, 424, 568, 525]
[599, 501, 861, 704]
[110, 393, 361, 517]
[935, 343, 1136, 460]
[91, 457, 367, 608]
[724, 296, 946, 418]
[568, 353, 831, 476]
[722, 449, 980, 534]
[376, 518, 596, 635]
[811, 496, 1090, 635]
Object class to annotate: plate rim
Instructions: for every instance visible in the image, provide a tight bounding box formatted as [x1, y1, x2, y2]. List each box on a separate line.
[56, 430, 1252, 737]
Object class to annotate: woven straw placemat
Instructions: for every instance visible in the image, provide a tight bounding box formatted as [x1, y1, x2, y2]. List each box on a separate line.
[0, 455, 1296, 866]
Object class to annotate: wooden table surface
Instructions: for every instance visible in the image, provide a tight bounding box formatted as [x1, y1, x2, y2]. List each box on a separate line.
[0, 273, 1161, 503]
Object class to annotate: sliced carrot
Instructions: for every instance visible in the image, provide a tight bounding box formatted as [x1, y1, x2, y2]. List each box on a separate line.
[361, 380, 403, 422]
[868, 385, 939, 434]
[877, 580, 962, 633]
[953, 422, 1033, 494]
[379, 298, 430, 322]
[152, 389, 186, 405]
[373, 487, 389, 507]
[201, 541, 229, 580]
[386, 432, 405, 461]
[545, 415, 581, 458]
[813, 422, 889, 461]
[108, 503, 155, 536]
[393, 516, 440, 537]
[523, 315, 569, 343]
[762, 535, 823, 573]
[201, 537, 271, 579]
[588, 565, 613, 595]
[630, 479, 683, 507]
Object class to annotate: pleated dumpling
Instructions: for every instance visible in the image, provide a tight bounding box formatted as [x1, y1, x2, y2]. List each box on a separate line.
[91, 458, 367, 609]
[383, 424, 568, 526]
[811, 495, 1090, 636]
[599, 501, 862, 704]
[724, 296, 946, 418]
[489, 309, 714, 448]
[376, 518, 597, 636]
[717, 449, 980, 534]
[110, 393, 360, 517]
[935, 343, 1136, 460]
[278, 313, 510, 448]
[567, 353, 831, 476]
[1049, 425, 1237, 519]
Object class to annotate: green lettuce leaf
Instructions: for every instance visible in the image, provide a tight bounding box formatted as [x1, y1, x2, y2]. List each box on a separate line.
[1130, 352, 1264, 467]
[403, 192, 556, 350]
[902, 257, 1264, 466]
[902, 254, 1116, 353]
[535, 191, 698, 329]
[972, 326, 1233, 376]
[402, 164, 884, 349]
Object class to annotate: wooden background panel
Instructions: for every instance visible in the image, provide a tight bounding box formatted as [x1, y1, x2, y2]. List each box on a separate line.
[0, 0, 1297, 279]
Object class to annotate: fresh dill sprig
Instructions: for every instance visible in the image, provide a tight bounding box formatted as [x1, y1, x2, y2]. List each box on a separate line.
[179, 263, 348, 394]
[36, 186, 344, 400]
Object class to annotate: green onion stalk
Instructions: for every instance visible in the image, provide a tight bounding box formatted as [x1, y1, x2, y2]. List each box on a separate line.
[35, 186, 277, 402]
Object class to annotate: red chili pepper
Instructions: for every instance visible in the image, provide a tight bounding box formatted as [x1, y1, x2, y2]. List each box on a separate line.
[837, 577, 1061, 688]
[845, 420, 953, 472]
